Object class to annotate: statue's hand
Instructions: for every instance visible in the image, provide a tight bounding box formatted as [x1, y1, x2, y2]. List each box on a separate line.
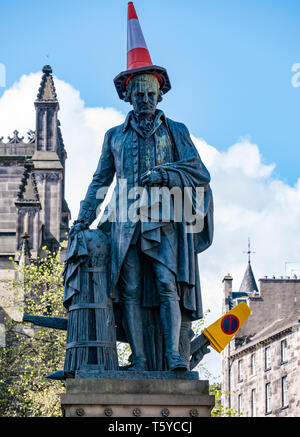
[141, 169, 163, 186]
[68, 221, 88, 238]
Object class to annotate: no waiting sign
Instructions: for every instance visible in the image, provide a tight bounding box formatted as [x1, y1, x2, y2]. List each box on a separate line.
[221, 314, 240, 335]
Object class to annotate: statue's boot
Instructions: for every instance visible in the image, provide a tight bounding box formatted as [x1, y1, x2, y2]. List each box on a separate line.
[122, 304, 148, 371]
[160, 300, 188, 371]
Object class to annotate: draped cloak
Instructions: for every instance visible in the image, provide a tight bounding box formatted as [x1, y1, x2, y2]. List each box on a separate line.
[63, 110, 214, 323]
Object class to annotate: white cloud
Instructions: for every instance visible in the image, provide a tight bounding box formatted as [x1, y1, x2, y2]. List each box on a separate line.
[0, 72, 124, 220]
[1, 72, 300, 380]
[192, 135, 300, 379]
[192, 133, 300, 313]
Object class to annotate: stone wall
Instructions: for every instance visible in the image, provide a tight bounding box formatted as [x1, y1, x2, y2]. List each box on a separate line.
[0, 164, 24, 254]
[229, 327, 300, 417]
[0, 265, 23, 323]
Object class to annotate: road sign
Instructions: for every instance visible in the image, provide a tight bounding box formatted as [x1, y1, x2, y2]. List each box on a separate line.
[221, 314, 239, 335]
[202, 302, 251, 353]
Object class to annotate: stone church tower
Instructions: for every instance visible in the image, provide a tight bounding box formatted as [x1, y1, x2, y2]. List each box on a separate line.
[0, 66, 70, 335]
[0, 65, 70, 259]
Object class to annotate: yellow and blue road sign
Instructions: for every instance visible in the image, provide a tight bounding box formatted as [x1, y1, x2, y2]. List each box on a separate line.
[202, 302, 251, 353]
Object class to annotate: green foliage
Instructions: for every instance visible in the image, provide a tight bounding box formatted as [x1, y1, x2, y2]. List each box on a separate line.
[210, 384, 242, 417]
[116, 342, 131, 367]
[0, 247, 66, 417]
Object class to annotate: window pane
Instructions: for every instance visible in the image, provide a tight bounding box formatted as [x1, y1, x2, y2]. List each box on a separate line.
[238, 359, 243, 381]
[282, 376, 288, 407]
[251, 353, 256, 374]
[281, 340, 287, 363]
[266, 383, 271, 413]
[251, 389, 256, 417]
[265, 346, 271, 370]
[238, 394, 243, 414]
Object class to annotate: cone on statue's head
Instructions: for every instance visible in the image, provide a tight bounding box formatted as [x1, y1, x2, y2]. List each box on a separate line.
[114, 1, 171, 101]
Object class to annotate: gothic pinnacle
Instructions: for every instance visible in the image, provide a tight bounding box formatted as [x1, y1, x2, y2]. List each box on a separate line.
[36, 65, 57, 102]
[42, 65, 52, 75]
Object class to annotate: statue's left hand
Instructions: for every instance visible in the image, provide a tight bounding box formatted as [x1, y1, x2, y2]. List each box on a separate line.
[68, 221, 88, 238]
[141, 169, 163, 186]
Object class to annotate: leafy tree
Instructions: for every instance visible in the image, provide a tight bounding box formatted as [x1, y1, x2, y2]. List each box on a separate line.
[210, 384, 242, 417]
[0, 246, 66, 417]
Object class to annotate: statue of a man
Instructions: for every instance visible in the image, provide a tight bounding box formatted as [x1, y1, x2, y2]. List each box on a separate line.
[68, 3, 213, 372]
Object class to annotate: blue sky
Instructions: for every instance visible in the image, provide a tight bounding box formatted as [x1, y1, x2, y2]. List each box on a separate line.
[1, 0, 300, 185]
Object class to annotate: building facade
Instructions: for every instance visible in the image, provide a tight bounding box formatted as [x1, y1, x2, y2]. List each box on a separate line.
[0, 66, 70, 340]
[222, 261, 300, 417]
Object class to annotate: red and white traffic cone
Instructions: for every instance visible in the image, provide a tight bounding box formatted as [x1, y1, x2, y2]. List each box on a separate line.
[127, 1, 152, 70]
[114, 1, 171, 100]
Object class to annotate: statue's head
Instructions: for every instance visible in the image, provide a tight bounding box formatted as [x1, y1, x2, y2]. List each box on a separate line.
[124, 73, 162, 117]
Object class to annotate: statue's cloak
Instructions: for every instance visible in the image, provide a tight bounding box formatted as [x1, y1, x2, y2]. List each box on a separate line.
[63, 115, 213, 322]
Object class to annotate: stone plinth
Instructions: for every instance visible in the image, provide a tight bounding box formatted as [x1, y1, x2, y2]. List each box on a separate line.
[61, 375, 215, 417]
[75, 367, 200, 380]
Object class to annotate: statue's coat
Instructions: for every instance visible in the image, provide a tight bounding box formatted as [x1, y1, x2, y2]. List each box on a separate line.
[64, 111, 213, 321]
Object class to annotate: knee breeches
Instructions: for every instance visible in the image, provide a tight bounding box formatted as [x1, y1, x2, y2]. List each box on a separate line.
[120, 244, 179, 304]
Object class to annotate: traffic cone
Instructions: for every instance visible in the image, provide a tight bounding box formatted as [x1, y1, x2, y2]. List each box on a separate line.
[127, 1, 152, 70]
[114, 2, 171, 100]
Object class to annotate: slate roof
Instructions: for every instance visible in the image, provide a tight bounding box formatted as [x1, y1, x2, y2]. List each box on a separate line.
[239, 261, 259, 294]
[231, 315, 300, 356]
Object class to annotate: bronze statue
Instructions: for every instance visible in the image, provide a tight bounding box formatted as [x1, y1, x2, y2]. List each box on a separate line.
[62, 2, 214, 375]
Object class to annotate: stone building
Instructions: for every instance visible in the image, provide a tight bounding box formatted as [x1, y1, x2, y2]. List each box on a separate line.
[0, 66, 70, 342]
[222, 257, 300, 417]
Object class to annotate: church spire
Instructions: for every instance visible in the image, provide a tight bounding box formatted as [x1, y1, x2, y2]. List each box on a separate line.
[31, 65, 70, 250]
[239, 239, 258, 294]
[34, 65, 60, 153]
[36, 65, 57, 102]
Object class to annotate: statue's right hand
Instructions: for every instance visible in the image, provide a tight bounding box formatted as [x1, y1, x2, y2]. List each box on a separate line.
[68, 221, 88, 238]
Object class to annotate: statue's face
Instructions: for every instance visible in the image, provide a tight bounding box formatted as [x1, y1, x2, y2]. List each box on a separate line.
[130, 74, 160, 117]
